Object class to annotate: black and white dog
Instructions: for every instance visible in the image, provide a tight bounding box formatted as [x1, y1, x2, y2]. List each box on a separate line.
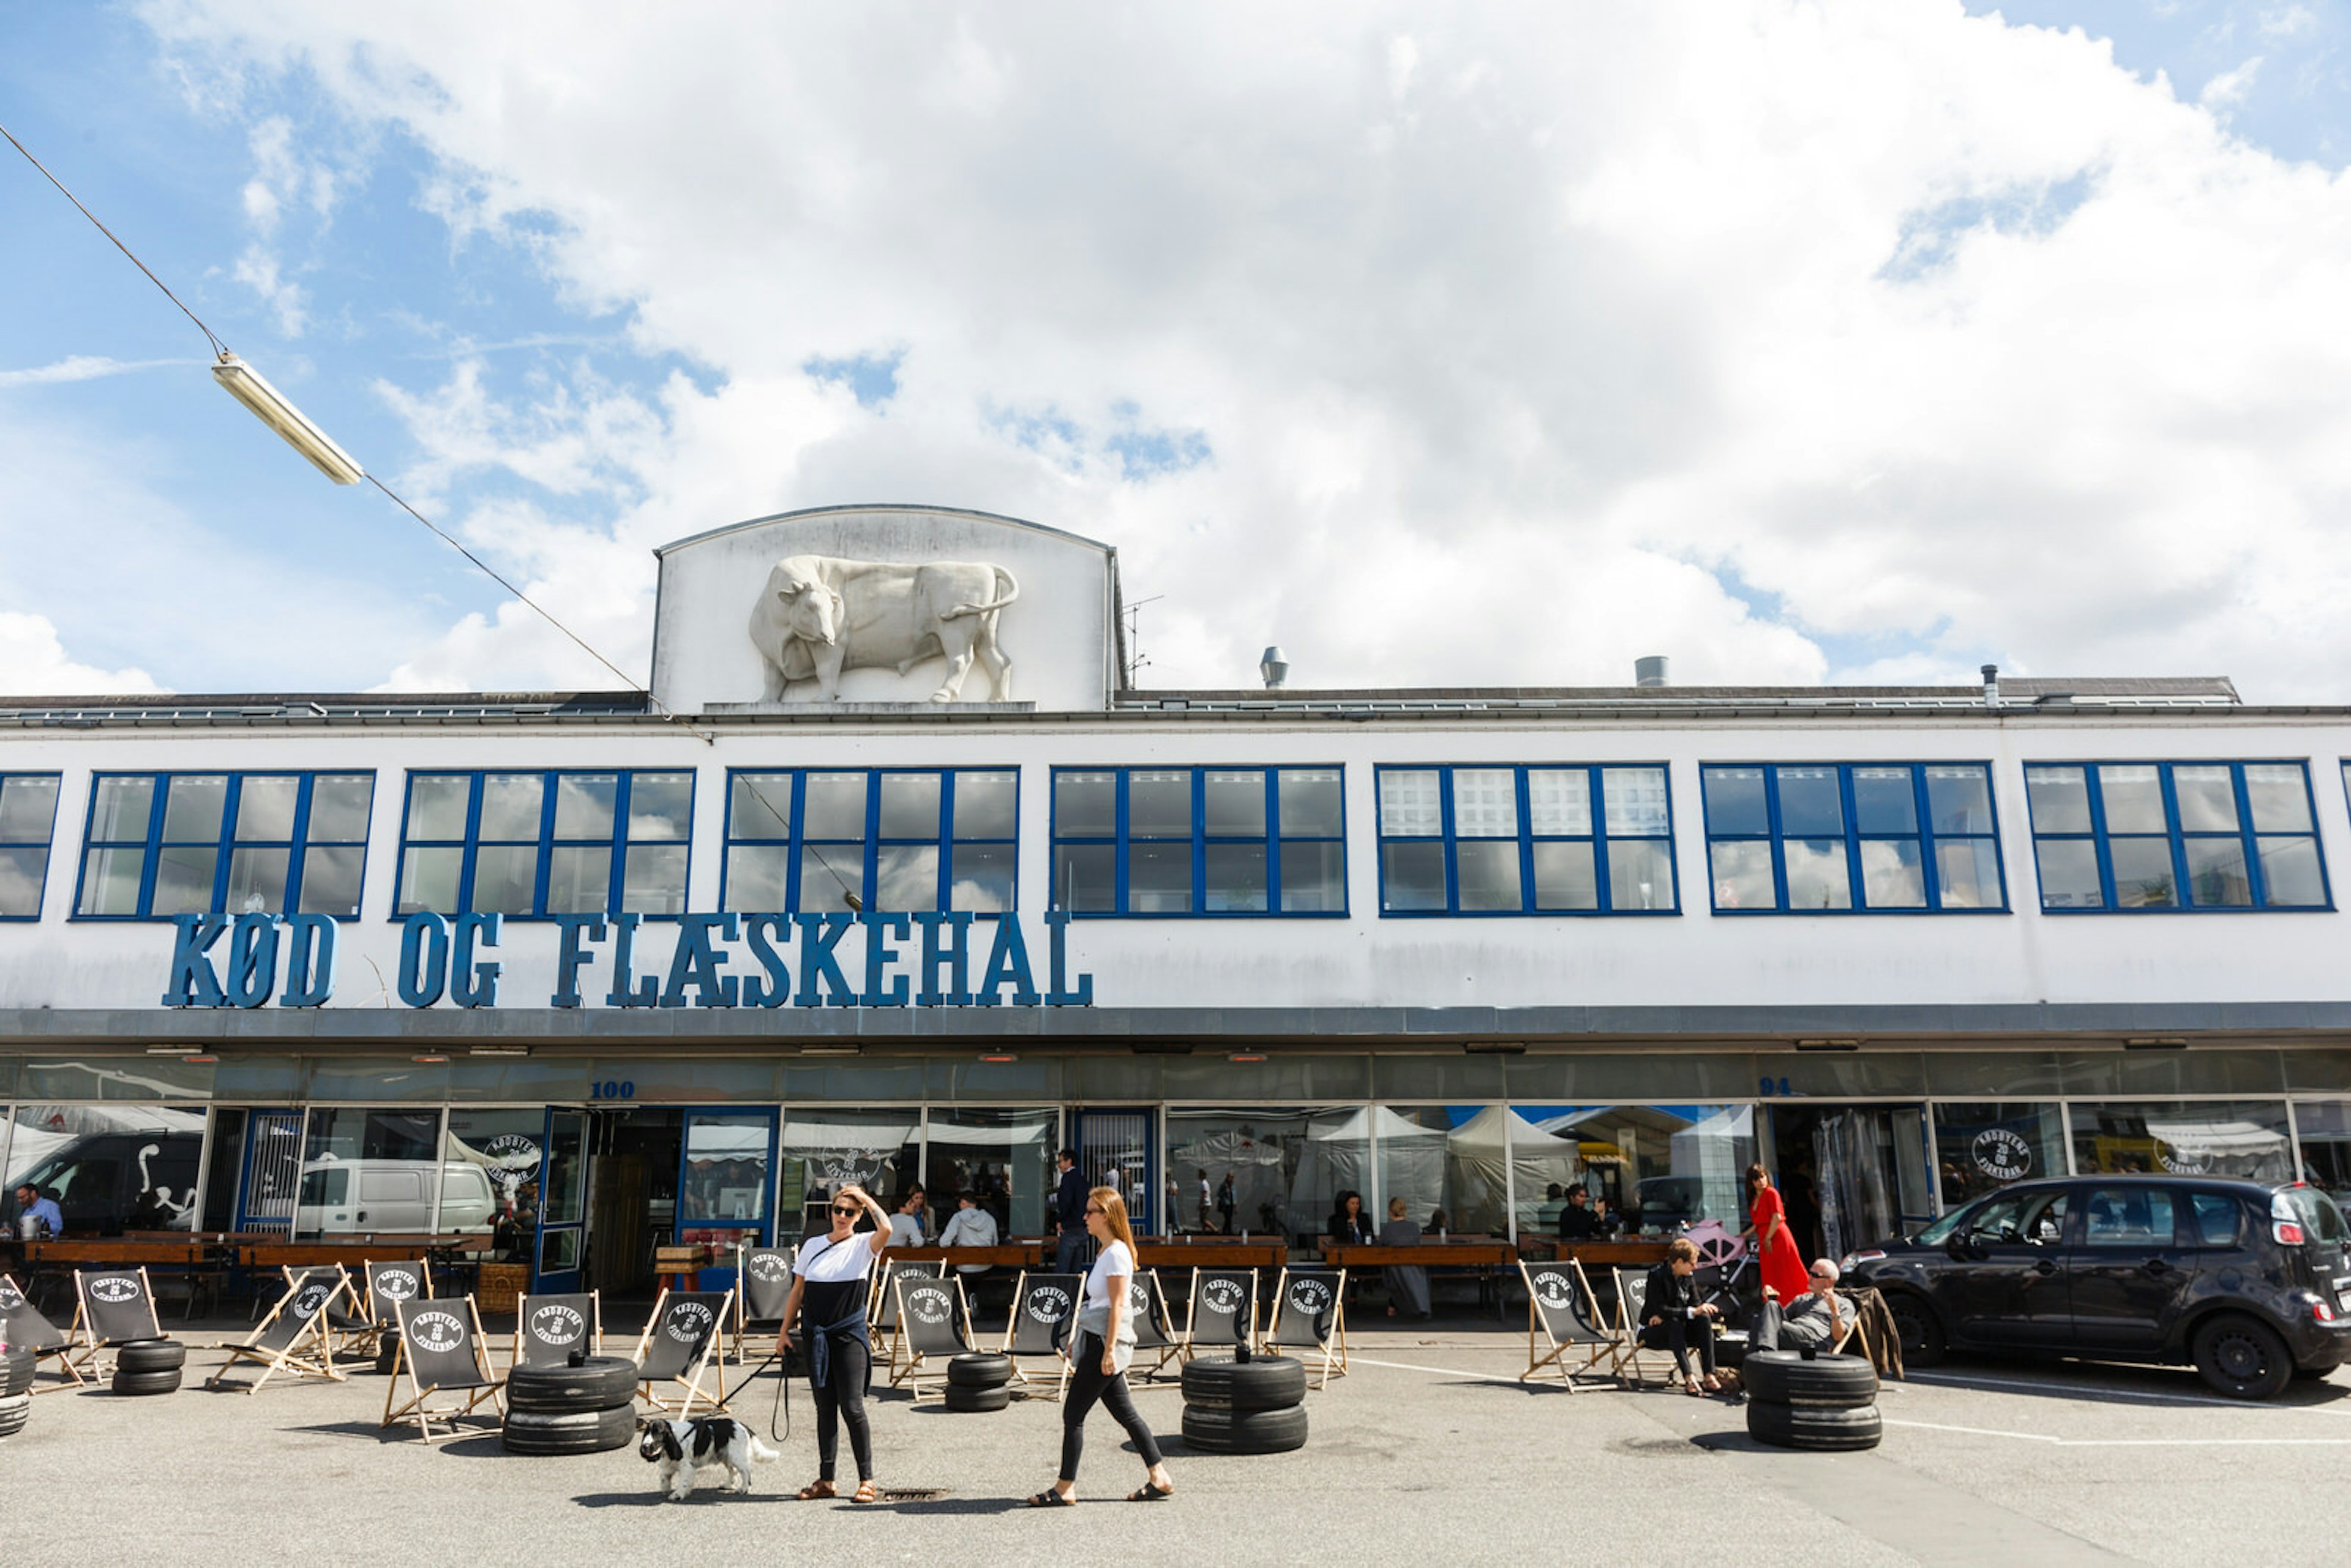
[637, 1416, 781, 1501]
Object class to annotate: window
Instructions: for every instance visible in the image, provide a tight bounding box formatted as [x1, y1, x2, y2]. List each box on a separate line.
[2185, 1191, 2242, 1248]
[1699, 762, 2003, 913]
[2025, 761, 2327, 912]
[396, 770, 690, 918]
[0, 773, 61, 918]
[722, 768, 1016, 914]
[2069, 1101, 2294, 1184]
[1374, 764, 1673, 915]
[2081, 1186, 2176, 1248]
[75, 772, 375, 920]
[1052, 767, 1344, 916]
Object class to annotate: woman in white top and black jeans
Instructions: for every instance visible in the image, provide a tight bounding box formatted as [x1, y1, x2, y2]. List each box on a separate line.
[779, 1182, 899, 1502]
[1027, 1186, 1176, 1506]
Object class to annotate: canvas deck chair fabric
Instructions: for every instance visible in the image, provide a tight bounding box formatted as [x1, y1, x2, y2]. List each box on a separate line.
[869, 1259, 940, 1364]
[1001, 1270, 1082, 1398]
[69, 1267, 163, 1376]
[1611, 1267, 1669, 1389]
[1181, 1267, 1259, 1364]
[207, 1267, 353, 1394]
[0, 1272, 83, 1392]
[383, 1296, 503, 1442]
[733, 1244, 796, 1363]
[1520, 1261, 1625, 1391]
[1260, 1268, 1349, 1388]
[888, 1272, 975, 1401]
[348, 1258, 432, 1358]
[514, 1292, 602, 1368]
[1125, 1269, 1182, 1379]
[631, 1288, 733, 1415]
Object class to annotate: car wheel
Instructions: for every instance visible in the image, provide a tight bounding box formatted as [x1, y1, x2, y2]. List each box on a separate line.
[2192, 1314, 2293, 1401]
[1885, 1293, 1946, 1368]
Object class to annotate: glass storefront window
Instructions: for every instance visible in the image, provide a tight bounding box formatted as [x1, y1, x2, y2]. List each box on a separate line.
[297, 1106, 443, 1237]
[779, 1108, 918, 1240]
[1932, 1103, 2068, 1208]
[1166, 1108, 1342, 1242]
[680, 1112, 773, 1236]
[1518, 1104, 1754, 1235]
[2069, 1100, 2293, 1184]
[4, 1104, 206, 1236]
[925, 1106, 1057, 1238]
[445, 1109, 546, 1262]
[2292, 1102, 2351, 1212]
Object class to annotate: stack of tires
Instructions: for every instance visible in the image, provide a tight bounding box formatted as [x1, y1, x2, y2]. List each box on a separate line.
[1, 1347, 33, 1438]
[1743, 1351, 1881, 1451]
[112, 1338, 186, 1396]
[503, 1356, 640, 1454]
[1180, 1356, 1307, 1455]
[944, 1352, 1013, 1412]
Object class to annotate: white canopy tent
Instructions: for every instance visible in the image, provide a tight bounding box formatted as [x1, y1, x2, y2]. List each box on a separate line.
[1445, 1106, 1580, 1233]
[1285, 1107, 1449, 1228]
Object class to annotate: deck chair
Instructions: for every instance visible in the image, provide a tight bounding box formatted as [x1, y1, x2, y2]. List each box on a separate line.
[1612, 1266, 1670, 1389]
[1125, 1269, 1182, 1380]
[1259, 1268, 1349, 1389]
[1002, 1271, 1082, 1398]
[514, 1292, 603, 1368]
[345, 1258, 432, 1359]
[888, 1272, 976, 1401]
[383, 1296, 503, 1442]
[733, 1244, 796, 1364]
[869, 1259, 940, 1365]
[67, 1267, 164, 1378]
[1180, 1267, 1259, 1365]
[1520, 1260, 1625, 1391]
[0, 1272, 83, 1392]
[631, 1287, 733, 1415]
[207, 1267, 353, 1394]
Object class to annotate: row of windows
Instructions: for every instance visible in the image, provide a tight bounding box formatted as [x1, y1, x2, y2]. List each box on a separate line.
[0, 759, 2342, 921]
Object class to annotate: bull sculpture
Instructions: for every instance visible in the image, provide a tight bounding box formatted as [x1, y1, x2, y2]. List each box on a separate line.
[749, 553, 1019, 702]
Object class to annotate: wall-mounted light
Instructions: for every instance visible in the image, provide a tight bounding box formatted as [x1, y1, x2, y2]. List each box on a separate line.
[1228, 1052, 1268, 1063]
[801, 1045, 860, 1057]
[2123, 1037, 2188, 1051]
[468, 1045, 531, 1057]
[211, 353, 365, 484]
[145, 1044, 204, 1056]
[977, 1053, 1019, 1064]
[1464, 1042, 1526, 1056]
[411, 1054, 449, 1065]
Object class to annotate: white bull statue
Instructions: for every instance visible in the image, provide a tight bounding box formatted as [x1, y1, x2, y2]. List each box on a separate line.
[750, 553, 1019, 702]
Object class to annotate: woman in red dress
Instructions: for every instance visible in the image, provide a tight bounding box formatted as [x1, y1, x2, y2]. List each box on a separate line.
[1745, 1163, 1810, 1303]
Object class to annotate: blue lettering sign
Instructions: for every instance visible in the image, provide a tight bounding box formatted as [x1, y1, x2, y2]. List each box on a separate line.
[604, 912, 660, 1008]
[740, 913, 792, 1007]
[160, 914, 230, 1008]
[859, 910, 912, 1007]
[550, 915, 607, 1008]
[451, 913, 503, 1008]
[662, 913, 740, 1008]
[795, 913, 859, 1007]
[974, 915, 1041, 1007]
[281, 915, 337, 1008]
[398, 913, 451, 1007]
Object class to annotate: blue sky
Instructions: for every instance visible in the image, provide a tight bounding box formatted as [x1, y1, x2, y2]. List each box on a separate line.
[2, 4, 2350, 698]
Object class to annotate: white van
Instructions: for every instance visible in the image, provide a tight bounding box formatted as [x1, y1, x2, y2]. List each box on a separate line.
[294, 1160, 500, 1234]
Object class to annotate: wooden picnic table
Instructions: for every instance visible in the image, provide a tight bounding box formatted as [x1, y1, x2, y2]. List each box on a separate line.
[238, 1236, 494, 1272]
[25, 1239, 216, 1267]
[1133, 1239, 1288, 1270]
[1520, 1237, 1675, 1268]
[1324, 1239, 1520, 1318]
[889, 1242, 1044, 1268]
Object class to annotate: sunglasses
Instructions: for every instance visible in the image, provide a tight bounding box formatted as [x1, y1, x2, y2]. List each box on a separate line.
[1084, 1205, 1105, 1216]
[831, 1205, 860, 1217]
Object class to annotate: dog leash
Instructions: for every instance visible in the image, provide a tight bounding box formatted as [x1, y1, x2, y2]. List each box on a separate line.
[710, 1339, 793, 1442]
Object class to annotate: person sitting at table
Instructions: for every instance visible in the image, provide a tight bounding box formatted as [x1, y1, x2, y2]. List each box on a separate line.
[1558, 1185, 1602, 1242]
[12, 1182, 62, 1239]
[1422, 1207, 1449, 1236]
[890, 1188, 927, 1246]
[1327, 1190, 1374, 1247]
[1378, 1196, 1431, 1319]
[1756, 1257, 1848, 1357]
[1590, 1193, 1620, 1236]
[937, 1190, 999, 1277]
[1640, 1236, 1723, 1395]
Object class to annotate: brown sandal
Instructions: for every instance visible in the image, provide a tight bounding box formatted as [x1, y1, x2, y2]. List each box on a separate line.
[797, 1480, 838, 1500]
[853, 1479, 882, 1504]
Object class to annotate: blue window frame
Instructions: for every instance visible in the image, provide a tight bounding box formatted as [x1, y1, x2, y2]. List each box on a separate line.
[2025, 760, 2329, 912]
[1051, 767, 1346, 916]
[395, 770, 692, 918]
[1373, 764, 1674, 915]
[1699, 762, 2006, 913]
[721, 768, 1018, 913]
[0, 773, 62, 919]
[74, 771, 375, 920]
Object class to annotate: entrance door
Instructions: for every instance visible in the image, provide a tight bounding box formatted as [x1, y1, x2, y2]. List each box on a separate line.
[533, 1108, 590, 1294]
[1076, 1109, 1154, 1234]
[236, 1111, 302, 1234]
[1773, 1104, 1937, 1261]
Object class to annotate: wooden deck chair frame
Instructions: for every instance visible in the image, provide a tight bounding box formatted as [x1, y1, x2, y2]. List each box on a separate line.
[347, 1258, 433, 1360]
[1179, 1267, 1259, 1365]
[630, 1286, 735, 1416]
[0, 1271, 85, 1393]
[1125, 1268, 1183, 1381]
[888, 1272, 975, 1401]
[869, 1258, 940, 1368]
[1259, 1267, 1349, 1389]
[513, 1291, 604, 1369]
[1519, 1259, 1625, 1391]
[206, 1266, 353, 1394]
[733, 1241, 797, 1365]
[67, 1266, 164, 1377]
[1000, 1270, 1082, 1400]
[383, 1296, 504, 1442]
[1611, 1266, 1671, 1389]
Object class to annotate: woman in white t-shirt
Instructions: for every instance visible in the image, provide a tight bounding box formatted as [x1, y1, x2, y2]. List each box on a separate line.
[1026, 1186, 1175, 1506]
[778, 1182, 899, 1502]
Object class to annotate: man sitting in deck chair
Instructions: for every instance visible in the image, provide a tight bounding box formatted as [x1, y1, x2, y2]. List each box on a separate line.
[0, 1272, 83, 1392]
[631, 1286, 735, 1416]
[1260, 1268, 1348, 1389]
[1002, 1271, 1082, 1398]
[68, 1267, 164, 1378]
[1755, 1257, 1855, 1357]
[208, 1267, 353, 1394]
[514, 1291, 602, 1368]
[888, 1272, 977, 1401]
[1518, 1259, 1625, 1392]
[383, 1297, 503, 1442]
[1180, 1268, 1257, 1365]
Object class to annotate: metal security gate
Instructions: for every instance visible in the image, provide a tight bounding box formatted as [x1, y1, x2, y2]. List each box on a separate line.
[238, 1111, 303, 1234]
[1077, 1109, 1153, 1234]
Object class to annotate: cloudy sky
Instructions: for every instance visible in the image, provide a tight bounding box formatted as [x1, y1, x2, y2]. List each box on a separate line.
[2, 2, 2349, 699]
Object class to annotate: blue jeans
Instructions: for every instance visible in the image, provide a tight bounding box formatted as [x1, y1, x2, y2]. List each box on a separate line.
[1054, 1230, 1089, 1276]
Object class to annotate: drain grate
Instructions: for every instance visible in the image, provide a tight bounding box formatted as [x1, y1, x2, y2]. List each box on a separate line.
[879, 1487, 950, 1502]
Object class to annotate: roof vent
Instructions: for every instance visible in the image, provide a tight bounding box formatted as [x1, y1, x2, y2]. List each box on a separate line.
[1981, 664, 2000, 710]
[1259, 646, 1289, 690]
[1634, 655, 1670, 688]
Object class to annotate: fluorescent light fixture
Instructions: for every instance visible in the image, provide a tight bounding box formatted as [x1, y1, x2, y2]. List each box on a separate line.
[146, 1044, 204, 1056]
[801, 1045, 861, 1057]
[411, 1054, 449, 1065]
[211, 352, 364, 484]
[468, 1045, 531, 1057]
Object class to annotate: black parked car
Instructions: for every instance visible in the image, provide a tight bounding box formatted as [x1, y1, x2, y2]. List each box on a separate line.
[1842, 1174, 2351, 1400]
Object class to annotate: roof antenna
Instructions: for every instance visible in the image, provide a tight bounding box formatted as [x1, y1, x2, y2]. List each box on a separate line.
[1122, 595, 1163, 688]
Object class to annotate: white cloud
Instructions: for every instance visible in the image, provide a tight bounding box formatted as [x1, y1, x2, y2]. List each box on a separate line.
[2200, 55, 2263, 113]
[0, 356, 197, 388]
[0, 612, 163, 696]
[133, 2, 2351, 700]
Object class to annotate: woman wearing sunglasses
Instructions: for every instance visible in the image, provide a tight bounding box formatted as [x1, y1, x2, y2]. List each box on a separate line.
[1028, 1187, 1176, 1506]
[779, 1182, 899, 1502]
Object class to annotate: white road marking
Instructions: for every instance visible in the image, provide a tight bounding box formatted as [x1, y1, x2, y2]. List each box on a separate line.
[1351, 1356, 1526, 1378]
[1883, 1417, 2351, 1447]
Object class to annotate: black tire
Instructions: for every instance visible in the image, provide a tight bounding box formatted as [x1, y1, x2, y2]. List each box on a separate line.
[504, 1356, 643, 1414]
[947, 1353, 1014, 1389]
[1746, 1398, 1882, 1451]
[1179, 1356, 1307, 1412]
[1180, 1401, 1308, 1454]
[0, 1392, 28, 1437]
[114, 1339, 187, 1375]
[501, 1403, 637, 1455]
[2192, 1314, 2294, 1401]
[943, 1383, 1012, 1412]
[1742, 1351, 1878, 1408]
[0, 1349, 34, 1398]
[1884, 1292, 1947, 1368]
[111, 1368, 183, 1397]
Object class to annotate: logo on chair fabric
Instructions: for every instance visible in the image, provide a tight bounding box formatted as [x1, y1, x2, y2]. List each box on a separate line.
[1025, 1286, 1072, 1322]
[89, 1275, 141, 1304]
[408, 1310, 465, 1354]
[530, 1303, 585, 1343]
[376, 1270, 421, 1301]
[1201, 1278, 1245, 1315]
[1532, 1271, 1575, 1312]
[0, 1279, 23, 1309]
[748, 1252, 793, 1284]
[1290, 1279, 1333, 1314]
[666, 1302, 716, 1343]
[293, 1283, 332, 1319]
[908, 1286, 952, 1324]
[1127, 1279, 1150, 1311]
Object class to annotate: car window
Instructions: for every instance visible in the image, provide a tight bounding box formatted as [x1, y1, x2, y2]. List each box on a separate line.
[2187, 1193, 2241, 1248]
[2281, 1186, 2349, 1244]
[2082, 1187, 2176, 1248]
[360, 1170, 416, 1202]
[2022, 1192, 2067, 1244]
[300, 1168, 348, 1206]
[1962, 1192, 2031, 1242]
[48, 1157, 121, 1203]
